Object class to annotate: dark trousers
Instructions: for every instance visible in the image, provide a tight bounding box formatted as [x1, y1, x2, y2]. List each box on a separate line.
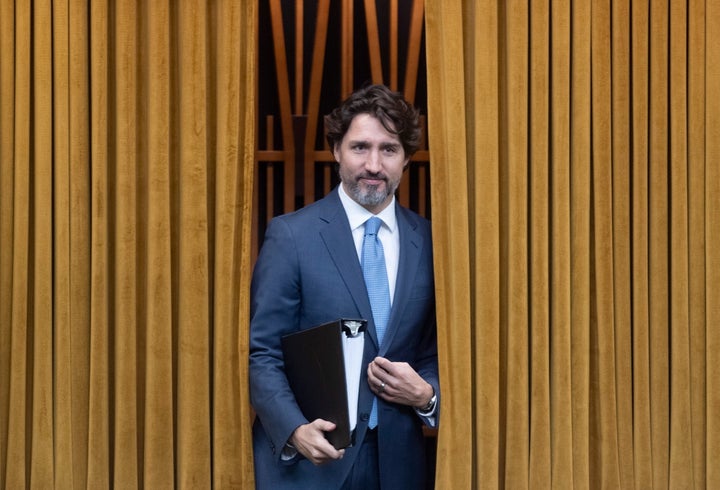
[340, 429, 380, 490]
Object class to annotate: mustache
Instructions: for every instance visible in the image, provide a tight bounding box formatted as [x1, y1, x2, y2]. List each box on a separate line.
[358, 172, 387, 181]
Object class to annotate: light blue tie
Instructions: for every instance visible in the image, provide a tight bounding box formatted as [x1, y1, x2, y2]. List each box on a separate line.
[362, 216, 391, 428]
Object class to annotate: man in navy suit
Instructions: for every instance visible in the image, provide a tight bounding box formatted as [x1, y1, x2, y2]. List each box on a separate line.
[249, 84, 439, 489]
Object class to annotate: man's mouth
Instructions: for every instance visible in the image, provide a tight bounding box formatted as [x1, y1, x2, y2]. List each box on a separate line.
[360, 176, 386, 186]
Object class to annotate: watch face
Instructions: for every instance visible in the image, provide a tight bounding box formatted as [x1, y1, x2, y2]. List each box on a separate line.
[421, 394, 436, 412]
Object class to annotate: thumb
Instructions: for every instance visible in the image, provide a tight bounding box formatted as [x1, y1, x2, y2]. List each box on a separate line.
[313, 419, 337, 432]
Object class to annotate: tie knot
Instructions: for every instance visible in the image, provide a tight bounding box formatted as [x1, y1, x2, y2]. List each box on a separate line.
[364, 217, 382, 236]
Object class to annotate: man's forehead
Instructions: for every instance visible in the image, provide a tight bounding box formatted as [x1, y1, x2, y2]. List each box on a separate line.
[344, 115, 401, 143]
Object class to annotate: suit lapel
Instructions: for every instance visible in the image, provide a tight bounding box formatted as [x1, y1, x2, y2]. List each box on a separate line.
[378, 205, 423, 356]
[317, 191, 425, 352]
[317, 190, 380, 348]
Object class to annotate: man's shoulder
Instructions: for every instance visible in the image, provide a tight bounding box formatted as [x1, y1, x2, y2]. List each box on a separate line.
[270, 190, 342, 227]
[396, 203, 431, 233]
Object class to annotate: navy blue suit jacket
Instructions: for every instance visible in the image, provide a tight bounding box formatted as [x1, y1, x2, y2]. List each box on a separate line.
[249, 188, 438, 489]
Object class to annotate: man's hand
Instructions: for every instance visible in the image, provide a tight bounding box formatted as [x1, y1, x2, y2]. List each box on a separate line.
[367, 356, 434, 409]
[289, 419, 345, 465]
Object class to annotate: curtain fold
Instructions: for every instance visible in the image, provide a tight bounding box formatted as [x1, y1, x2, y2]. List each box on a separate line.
[0, 1, 256, 488]
[423, 1, 475, 488]
[707, 1, 720, 487]
[426, 0, 720, 488]
[0, 0, 12, 483]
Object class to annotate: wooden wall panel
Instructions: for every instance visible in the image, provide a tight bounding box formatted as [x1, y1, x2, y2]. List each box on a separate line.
[255, 0, 430, 251]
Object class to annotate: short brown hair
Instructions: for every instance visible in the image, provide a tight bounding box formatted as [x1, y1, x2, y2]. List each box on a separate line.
[325, 84, 421, 157]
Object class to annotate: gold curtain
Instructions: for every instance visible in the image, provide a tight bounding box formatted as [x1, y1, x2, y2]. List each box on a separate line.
[426, 0, 720, 489]
[0, 1, 256, 488]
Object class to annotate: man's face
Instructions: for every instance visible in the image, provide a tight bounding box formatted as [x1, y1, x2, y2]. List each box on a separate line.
[334, 113, 409, 214]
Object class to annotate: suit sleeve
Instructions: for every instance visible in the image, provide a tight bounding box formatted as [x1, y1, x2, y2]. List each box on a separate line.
[411, 222, 440, 427]
[414, 299, 440, 427]
[248, 217, 308, 462]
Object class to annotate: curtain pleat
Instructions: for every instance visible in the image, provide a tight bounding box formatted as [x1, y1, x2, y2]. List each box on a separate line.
[426, 0, 720, 488]
[469, 1, 502, 488]
[0, 1, 256, 488]
[144, 0, 174, 486]
[87, 0, 112, 485]
[630, 0, 653, 486]
[688, 1, 708, 487]
[549, 0, 574, 487]
[176, 1, 212, 486]
[590, 0, 621, 486]
[424, 2, 474, 489]
[569, 0, 592, 486]
[528, 0, 551, 486]
[650, 1, 672, 488]
[31, 0, 55, 487]
[706, 4, 720, 490]
[5, 2, 32, 488]
[610, 0, 634, 487]
[0, 1, 14, 488]
[53, 0, 92, 488]
[211, 1, 257, 488]
[503, 1, 531, 487]
[668, 1, 694, 488]
[113, 1, 141, 485]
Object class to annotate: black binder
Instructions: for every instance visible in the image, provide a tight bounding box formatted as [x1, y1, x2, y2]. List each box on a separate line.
[281, 319, 366, 450]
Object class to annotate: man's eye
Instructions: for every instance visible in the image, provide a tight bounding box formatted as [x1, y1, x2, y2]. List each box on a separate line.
[383, 146, 398, 153]
[352, 144, 367, 151]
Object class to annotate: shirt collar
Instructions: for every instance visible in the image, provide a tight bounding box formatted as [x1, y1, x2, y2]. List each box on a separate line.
[338, 183, 397, 233]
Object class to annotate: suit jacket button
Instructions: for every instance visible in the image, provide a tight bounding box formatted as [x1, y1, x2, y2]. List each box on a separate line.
[360, 413, 369, 422]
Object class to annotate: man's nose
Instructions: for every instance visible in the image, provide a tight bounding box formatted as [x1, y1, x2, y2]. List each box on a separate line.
[365, 150, 382, 172]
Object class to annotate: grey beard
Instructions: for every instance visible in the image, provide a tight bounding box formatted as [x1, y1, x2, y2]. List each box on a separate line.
[347, 181, 394, 207]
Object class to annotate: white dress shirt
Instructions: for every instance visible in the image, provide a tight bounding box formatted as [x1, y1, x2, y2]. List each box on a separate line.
[338, 183, 399, 304]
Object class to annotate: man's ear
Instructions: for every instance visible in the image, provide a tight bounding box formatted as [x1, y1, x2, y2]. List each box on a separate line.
[333, 145, 341, 163]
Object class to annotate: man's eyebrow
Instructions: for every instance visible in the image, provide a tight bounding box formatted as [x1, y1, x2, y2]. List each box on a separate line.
[346, 139, 400, 147]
